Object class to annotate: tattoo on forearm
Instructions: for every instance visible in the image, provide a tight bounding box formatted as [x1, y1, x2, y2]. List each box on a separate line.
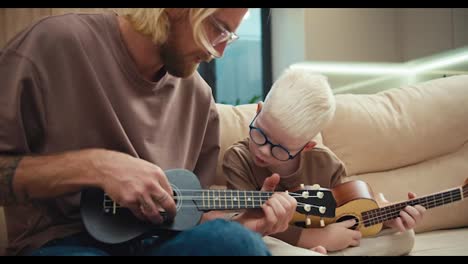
[0, 156, 23, 205]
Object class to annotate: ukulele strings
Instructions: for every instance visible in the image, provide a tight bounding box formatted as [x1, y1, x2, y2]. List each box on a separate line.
[362, 189, 463, 225]
[103, 202, 318, 209]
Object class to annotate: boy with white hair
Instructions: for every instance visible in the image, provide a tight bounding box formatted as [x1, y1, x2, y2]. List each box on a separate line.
[223, 68, 426, 253]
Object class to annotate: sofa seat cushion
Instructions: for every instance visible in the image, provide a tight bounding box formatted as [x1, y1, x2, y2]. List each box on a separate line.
[328, 228, 415, 256]
[265, 228, 415, 256]
[410, 228, 468, 256]
[263, 236, 326, 256]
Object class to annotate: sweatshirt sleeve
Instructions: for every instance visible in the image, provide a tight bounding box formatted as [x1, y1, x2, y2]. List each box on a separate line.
[193, 97, 221, 189]
[0, 49, 47, 205]
[0, 49, 46, 155]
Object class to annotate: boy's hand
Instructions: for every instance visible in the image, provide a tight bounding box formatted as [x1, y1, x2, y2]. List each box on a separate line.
[380, 192, 426, 232]
[310, 246, 327, 255]
[234, 173, 297, 236]
[320, 220, 362, 251]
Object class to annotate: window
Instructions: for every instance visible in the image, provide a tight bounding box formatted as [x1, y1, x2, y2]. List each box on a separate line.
[198, 8, 272, 105]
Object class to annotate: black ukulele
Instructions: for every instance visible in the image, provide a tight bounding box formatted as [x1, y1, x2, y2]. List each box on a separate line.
[80, 169, 336, 244]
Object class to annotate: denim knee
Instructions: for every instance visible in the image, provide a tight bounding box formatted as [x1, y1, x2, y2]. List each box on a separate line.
[150, 219, 271, 256]
[28, 246, 110, 256]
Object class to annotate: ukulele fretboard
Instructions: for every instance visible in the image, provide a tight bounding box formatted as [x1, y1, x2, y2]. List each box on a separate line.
[197, 189, 273, 210]
[102, 190, 275, 214]
[362, 187, 466, 227]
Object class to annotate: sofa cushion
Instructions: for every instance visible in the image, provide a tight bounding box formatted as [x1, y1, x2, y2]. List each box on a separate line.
[345, 141, 468, 233]
[265, 228, 414, 256]
[322, 75, 468, 176]
[410, 228, 468, 256]
[328, 228, 415, 256]
[263, 236, 326, 256]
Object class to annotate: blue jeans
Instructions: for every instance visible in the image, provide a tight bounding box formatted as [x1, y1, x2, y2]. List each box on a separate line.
[28, 219, 271, 256]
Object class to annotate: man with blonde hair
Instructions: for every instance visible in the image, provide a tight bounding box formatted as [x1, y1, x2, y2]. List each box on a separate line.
[223, 68, 425, 253]
[0, 8, 297, 256]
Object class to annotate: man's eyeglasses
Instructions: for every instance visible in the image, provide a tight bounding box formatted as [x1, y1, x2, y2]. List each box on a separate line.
[207, 16, 239, 58]
[249, 111, 307, 162]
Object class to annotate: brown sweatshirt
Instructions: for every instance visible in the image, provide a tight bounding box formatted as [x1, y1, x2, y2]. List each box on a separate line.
[0, 12, 219, 255]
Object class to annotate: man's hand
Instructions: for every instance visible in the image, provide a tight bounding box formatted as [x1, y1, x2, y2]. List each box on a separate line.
[9, 148, 177, 223]
[93, 149, 177, 224]
[233, 173, 297, 236]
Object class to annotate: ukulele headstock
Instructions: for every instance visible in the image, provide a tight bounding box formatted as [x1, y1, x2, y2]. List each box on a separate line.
[290, 184, 336, 218]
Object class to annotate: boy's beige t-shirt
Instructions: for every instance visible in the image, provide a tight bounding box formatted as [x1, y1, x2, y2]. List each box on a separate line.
[223, 138, 345, 191]
[223, 138, 347, 245]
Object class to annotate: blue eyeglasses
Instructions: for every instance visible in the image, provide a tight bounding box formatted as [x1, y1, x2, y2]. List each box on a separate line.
[249, 111, 307, 161]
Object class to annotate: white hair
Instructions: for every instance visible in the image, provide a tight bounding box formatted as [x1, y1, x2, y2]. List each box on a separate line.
[262, 68, 336, 141]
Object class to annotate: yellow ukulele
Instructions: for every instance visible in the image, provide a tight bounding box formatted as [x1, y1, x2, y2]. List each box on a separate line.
[290, 178, 468, 237]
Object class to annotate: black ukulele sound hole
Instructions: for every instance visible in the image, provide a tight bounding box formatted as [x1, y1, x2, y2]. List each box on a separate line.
[159, 190, 179, 223]
[336, 215, 360, 230]
[172, 190, 178, 204]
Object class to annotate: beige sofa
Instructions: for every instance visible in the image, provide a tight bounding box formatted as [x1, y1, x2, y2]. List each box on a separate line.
[1, 75, 468, 255]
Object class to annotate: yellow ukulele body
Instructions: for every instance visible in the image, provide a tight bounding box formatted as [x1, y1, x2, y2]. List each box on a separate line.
[291, 197, 384, 237]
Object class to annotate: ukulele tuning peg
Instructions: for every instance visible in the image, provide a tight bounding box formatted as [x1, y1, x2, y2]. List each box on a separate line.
[317, 192, 324, 199]
[320, 218, 325, 227]
[319, 206, 326, 214]
[304, 204, 311, 212]
[306, 216, 312, 226]
[300, 183, 305, 188]
[311, 184, 321, 190]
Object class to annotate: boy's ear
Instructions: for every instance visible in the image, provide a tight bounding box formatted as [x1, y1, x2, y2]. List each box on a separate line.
[256, 101, 263, 113]
[304, 141, 317, 152]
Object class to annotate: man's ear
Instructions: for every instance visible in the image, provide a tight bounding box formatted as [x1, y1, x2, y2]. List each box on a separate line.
[256, 101, 263, 113]
[303, 140, 317, 152]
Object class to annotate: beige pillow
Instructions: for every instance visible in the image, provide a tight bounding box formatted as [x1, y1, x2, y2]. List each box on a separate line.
[323, 75, 468, 176]
[346, 141, 468, 233]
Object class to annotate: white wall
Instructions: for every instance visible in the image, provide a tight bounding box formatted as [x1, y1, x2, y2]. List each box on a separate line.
[271, 8, 468, 92]
[304, 8, 400, 63]
[270, 8, 306, 81]
[271, 8, 468, 80]
[454, 8, 468, 48]
[397, 8, 454, 61]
